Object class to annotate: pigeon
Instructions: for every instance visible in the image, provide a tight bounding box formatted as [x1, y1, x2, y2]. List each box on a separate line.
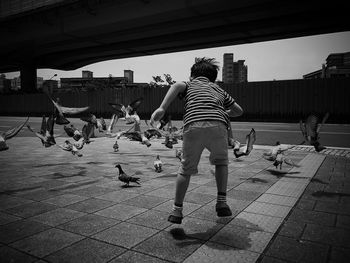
[262, 141, 294, 161]
[108, 97, 143, 124]
[73, 139, 85, 150]
[113, 140, 119, 152]
[0, 117, 29, 151]
[81, 113, 98, 128]
[175, 149, 183, 161]
[300, 113, 329, 152]
[270, 153, 300, 170]
[144, 128, 162, 140]
[27, 115, 57, 147]
[115, 164, 140, 186]
[82, 122, 95, 144]
[154, 155, 163, 172]
[96, 117, 107, 132]
[64, 124, 82, 141]
[124, 121, 151, 147]
[56, 140, 83, 157]
[233, 128, 256, 158]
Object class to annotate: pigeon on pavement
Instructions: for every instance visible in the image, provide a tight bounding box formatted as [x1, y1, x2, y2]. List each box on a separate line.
[115, 164, 140, 186]
[113, 140, 119, 152]
[154, 155, 163, 172]
[56, 140, 83, 157]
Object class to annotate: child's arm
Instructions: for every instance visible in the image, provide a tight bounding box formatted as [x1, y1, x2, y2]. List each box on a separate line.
[227, 102, 243, 117]
[150, 82, 186, 124]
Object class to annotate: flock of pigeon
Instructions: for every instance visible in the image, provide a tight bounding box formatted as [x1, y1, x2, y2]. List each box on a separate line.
[0, 93, 329, 186]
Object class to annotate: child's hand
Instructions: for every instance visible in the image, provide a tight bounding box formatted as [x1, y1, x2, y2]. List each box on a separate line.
[150, 108, 165, 126]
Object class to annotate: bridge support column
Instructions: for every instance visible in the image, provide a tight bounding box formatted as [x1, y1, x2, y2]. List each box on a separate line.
[20, 65, 37, 93]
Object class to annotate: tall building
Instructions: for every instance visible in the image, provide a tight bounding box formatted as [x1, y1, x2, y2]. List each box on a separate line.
[222, 53, 248, 83]
[303, 52, 350, 79]
[124, 70, 134, 83]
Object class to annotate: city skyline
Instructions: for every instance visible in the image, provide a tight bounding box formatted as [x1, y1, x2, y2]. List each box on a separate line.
[3, 31, 350, 83]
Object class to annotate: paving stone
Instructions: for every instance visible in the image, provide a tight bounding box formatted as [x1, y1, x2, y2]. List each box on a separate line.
[68, 185, 116, 197]
[134, 230, 204, 263]
[121, 194, 169, 209]
[183, 241, 259, 263]
[0, 195, 34, 210]
[30, 208, 86, 226]
[4, 201, 58, 218]
[44, 238, 125, 263]
[259, 255, 290, 263]
[153, 200, 201, 217]
[265, 235, 329, 263]
[65, 198, 116, 213]
[0, 245, 37, 263]
[166, 217, 224, 241]
[329, 246, 350, 263]
[265, 181, 307, 198]
[255, 193, 298, 207]
[183, 191, 216, 205]
[230, 211, 284, 233]
[235, 182, 271, 193]
[41, 194, 89, 207]
[278, 220, 305, 239]
[210, 224, 273, 253]
[336, 214, 350, 229]
[95, 204, 147, 220]
[288, 208, 336, 226]
[0, 212, 21, 225]
[227, 189, 262, 201]
[295, 198, 316, 210]
[0, 219, 51, 244]
[244, 202, 291, 218]
[126, 209, 172, 230]
[17, 189, 66, 201]
[95, 190, 140, 202]
[10, 228, 84, 258]
[190, 185, 218, 196]
[302, 223, 350, 247]
[57, 214, 120, 236]
[92, 222, 158, 248]
[110, 250, 169, 263]
[315, 201, 350, 215]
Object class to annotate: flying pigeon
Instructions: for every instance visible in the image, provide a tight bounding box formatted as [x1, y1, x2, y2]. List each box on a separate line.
[56, 140, 83, 157]
[154, 155, 163, 172]
[97, 117, 107, 132]
[108, 97, 143, 124]
[27, 115, 57, 147]
[82, 122, 95, 144]
[233, 128, 256, 158]
[115, 164, 140, 186]
[262, 141, 294, 161]
[81, 113, 98, 127]
[0, 117, 29, 151]
[64, 124, 82, 141]
[300, 113, 329, 152]
[113, 140, 119, 152]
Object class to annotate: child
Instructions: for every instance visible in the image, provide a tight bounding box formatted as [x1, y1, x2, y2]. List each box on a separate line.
[150, 57, 243, 224]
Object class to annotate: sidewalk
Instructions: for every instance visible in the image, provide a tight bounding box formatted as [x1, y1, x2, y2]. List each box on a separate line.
[0, 137, 349, 263]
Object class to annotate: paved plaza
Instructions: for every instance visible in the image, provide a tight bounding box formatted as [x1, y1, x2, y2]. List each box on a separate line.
[0, 136, 349, 262]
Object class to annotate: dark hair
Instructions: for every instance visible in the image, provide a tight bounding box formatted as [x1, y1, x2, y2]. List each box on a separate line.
[190, 57, 219, 82]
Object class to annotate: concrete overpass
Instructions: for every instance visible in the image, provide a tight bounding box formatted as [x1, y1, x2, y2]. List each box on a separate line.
[0, 0, 349, 92]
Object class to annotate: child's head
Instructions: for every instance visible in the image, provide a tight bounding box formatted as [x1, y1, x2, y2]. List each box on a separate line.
[190, 57, 219, 82]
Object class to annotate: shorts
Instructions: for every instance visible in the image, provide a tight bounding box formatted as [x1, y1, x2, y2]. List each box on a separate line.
[178, 120, 228, 175]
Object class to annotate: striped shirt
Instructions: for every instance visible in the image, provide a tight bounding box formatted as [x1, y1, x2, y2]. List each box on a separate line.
[182, 77, 235, 127]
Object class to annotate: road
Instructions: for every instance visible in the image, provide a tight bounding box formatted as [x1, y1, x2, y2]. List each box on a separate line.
[1, 116, 350, 148]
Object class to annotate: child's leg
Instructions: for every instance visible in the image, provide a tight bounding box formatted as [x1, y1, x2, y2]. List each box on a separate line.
[168, 173, 191, 224]
[215, 164, 232, 216]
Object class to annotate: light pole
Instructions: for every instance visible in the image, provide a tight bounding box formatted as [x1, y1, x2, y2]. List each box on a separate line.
[49, 73, 57, 80]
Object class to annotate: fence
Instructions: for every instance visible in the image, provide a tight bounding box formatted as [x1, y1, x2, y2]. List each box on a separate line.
[1, 78, 349, 123]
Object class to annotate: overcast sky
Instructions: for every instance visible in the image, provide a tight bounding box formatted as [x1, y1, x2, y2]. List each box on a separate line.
[4, 31, 350, 83]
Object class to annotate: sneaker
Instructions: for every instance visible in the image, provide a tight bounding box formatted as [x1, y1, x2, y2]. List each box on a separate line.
[216, 203, 232, 217]
[168, 215, 183, 224]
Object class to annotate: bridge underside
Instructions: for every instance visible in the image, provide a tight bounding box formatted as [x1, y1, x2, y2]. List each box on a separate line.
[0, 0, 349, 72]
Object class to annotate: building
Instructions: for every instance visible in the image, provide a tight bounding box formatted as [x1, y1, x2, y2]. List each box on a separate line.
[222, 53, 248, 83]
[9, 76, 45, 91]
[124, 70, 134, 83]
[303, 52, 350, 79]
[60, 71, 132, 91]
[0, 74, 11, 93]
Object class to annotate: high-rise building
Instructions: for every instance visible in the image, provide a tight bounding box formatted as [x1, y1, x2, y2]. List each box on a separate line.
[222, 53, 248, 83]
[124, 70, 134, 83]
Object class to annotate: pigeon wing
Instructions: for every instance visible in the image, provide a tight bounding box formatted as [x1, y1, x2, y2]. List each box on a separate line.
[128, 97, 143, 114]
[299, 120, 307, 140]
[3, 117, 29, 140]
[317, 112, 329, 134]
[64, 125, 75, 137]
[305, 115, 318, 138]
[283, 157, 300, 167]
[245, 128, 256, 155]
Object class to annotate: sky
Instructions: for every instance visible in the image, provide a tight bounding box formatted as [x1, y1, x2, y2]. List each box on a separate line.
[4, 31, 350, 83]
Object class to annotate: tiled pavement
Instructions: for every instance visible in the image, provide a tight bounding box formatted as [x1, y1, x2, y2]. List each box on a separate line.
[0, 137, 349, 263]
